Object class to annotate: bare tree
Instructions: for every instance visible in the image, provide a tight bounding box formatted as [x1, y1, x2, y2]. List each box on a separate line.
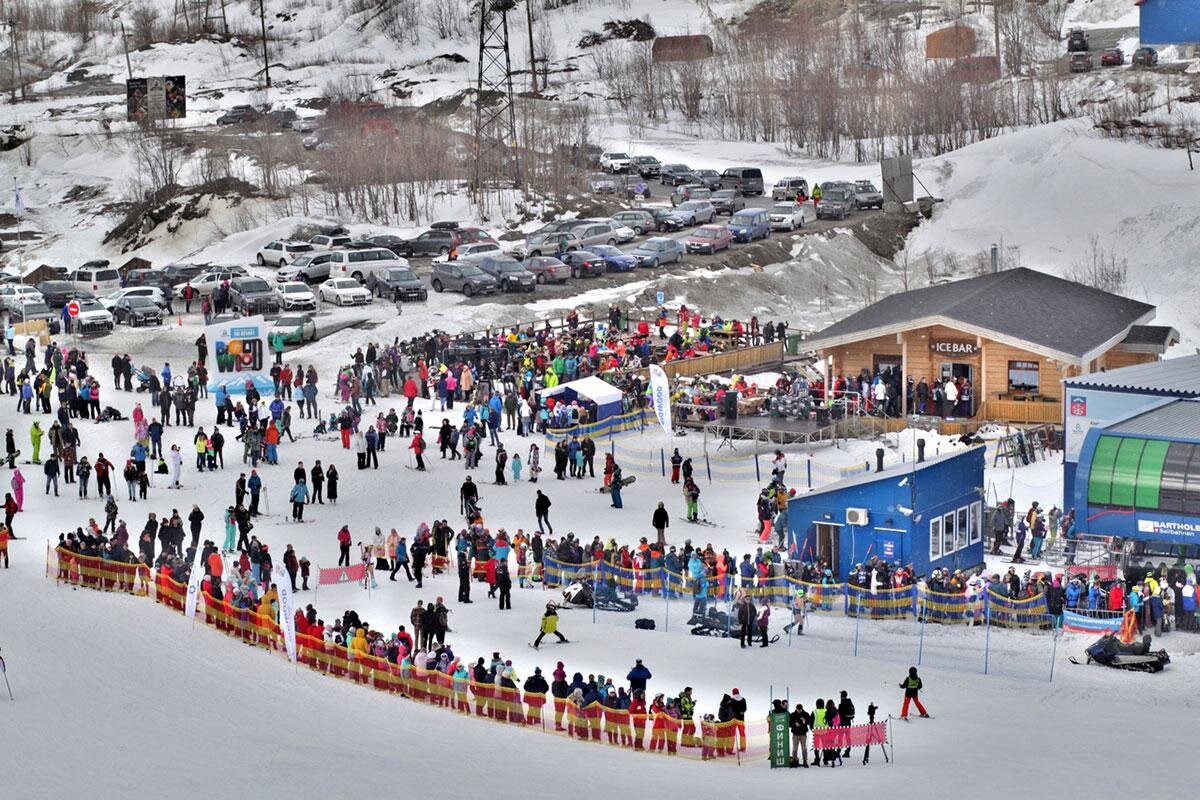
[1068, 235, 1129, 294]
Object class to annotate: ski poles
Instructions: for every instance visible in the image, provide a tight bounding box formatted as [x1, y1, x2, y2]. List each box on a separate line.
[0, 651, 12, 700]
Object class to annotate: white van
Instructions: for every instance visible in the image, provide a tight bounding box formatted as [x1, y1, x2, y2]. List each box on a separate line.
[329, 248, 410, 283]
[70, 262, 122, 295]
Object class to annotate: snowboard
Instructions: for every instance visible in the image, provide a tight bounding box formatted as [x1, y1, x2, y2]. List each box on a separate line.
[4, 450, 20, 464]
[597, 476, 636, 494]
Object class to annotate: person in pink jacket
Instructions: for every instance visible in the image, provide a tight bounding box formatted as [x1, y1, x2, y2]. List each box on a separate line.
[11, 467, 25, 510]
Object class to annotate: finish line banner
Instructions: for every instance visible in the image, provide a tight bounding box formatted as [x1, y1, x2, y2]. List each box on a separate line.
[811, 722, 888, 750]
[319, 564, 366, 586]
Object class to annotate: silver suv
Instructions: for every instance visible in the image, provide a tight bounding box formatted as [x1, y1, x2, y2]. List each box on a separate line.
[571, 221, 622, 248]
[430, 262, 499, 297]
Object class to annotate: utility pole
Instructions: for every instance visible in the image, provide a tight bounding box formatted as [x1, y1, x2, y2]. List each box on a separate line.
[993, 0, 1002, 79]
[6, 21, 16, 103]
[524, 0, 537, 94]
[258, 0, 271, 88]
[113, 14, 133, 80]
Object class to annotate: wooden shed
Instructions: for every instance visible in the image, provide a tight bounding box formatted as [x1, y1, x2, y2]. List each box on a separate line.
[119, 256, 152, 277]
[925, 24, 977, 60]
[20, 264, 60, 285]
[651, 35, 715, 63]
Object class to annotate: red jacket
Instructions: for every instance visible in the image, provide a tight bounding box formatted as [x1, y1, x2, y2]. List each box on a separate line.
[403, 379, 418, 399]
[337, 527, 352, 546]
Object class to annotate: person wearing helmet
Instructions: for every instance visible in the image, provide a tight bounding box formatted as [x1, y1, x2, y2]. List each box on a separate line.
[533, 602, 568, 649]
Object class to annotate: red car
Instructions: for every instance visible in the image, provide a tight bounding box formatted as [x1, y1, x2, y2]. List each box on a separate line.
[685, 224, 733, 254]
[1100, 48, 1124, 67]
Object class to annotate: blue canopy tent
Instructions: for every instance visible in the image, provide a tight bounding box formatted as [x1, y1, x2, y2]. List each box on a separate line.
[541, 375, 624, 422]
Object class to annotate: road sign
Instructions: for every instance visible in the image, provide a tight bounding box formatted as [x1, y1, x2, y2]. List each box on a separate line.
[67, 300, 80, 318]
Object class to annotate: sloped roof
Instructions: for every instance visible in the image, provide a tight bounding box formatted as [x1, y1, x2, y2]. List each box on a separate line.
[1106, 399, 1200, 440]
[1064, 354, 1200, 396]
[541, 375, 623, 407]
[802, 268, 1156, 364]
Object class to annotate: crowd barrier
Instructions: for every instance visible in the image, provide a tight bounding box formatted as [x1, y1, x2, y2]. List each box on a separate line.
[545, 556, 1059, 630]
[48, 546, 772, 765]
[544, 408, 652, 443]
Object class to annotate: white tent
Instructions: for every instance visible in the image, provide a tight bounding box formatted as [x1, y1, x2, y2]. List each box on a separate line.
[541, 375, 625, 420]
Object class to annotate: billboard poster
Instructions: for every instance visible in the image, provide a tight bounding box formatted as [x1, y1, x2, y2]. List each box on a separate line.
[1063, 388, 1166, 462]
[126, 78, 148, 122]
[207, 314, 268, 378]
[148, 76, 166, 120]
[165, 76, 187, 118]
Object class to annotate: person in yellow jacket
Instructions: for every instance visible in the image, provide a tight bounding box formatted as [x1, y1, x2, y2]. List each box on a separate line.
[543, 369, 559, 389]
[350, 627, 370, 658]
[532, 603, 568, 648]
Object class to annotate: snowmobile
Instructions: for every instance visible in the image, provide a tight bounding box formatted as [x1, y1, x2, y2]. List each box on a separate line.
[560, 580, 638, 612]
[1071, 633, 1170, 673]
[689, 608, 734, 638]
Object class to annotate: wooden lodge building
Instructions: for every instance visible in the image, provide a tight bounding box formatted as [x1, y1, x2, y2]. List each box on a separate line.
[800, 268, 1178, 424]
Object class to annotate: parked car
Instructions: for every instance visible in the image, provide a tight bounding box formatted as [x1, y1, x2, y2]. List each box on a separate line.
[122, 268, 173, 292]
[0, 285, 43, 312]
[368, 266, 427, 301]
[585, 174, 615, 195]
[768, 202, 806, 231]
[216, 105, 259, 125]
[1132, 47, 1158, 66]
[670, 184, 711, 205]
[10, 300, 60, 333]
[309, 234, 352, 250]
[113, 296, 164, 326]
[1067, 27, 1089, 52]
[429, 262, 499, 296]
[727, 207, 772, 241]
[719, 166, 765, 195]
[664, 200, 717, 230]
[271, 313, 317, 344]
[318, 278, 371, 306]
[518, 230, 582, 259]
[559, 250, 607, 278]
[630, 237, 685, 267]
[478, 257, 537, 293]
[365, 234, 407, 251]
[292, 117, 319, 133]
[228, 277, 280, 315]
[587, 244, 638, 273]
[623, 174, 652, 200]
[632, 155, 661, 177]
[69, 262, 122, 295]
[685, 224, 733, 254]
[72, 298, 114, 332]
[644, 206, 677, 232]
[571, 221, 623, 248]
[396, 226, 494, 257]
[853, 180, 884, 209]
[599, 151, 632, 173]
[691, 169, 722, 191]
[268, 108, 298, 128]
[327, 248, 409, 283]
[302, 129, 327, 150]
[33, 280, 82, 308]
[278, 252, 335, 284]
[1070, 52, 1093, 72]
[660, 164, 695, 185]
[447, 241, 504, 265]
[173, 270, 234, 299]
[1100, 48, 1124, 67]
[815, 186, 856, 220]
[524, 256, 569, 284]
[771, 177, 810, 201]
[257, 240, 314, 266]
[710, 189, 746, 216]
[100, 287, 167, 310]
[610, 210, 656, 236]
[274, 281, 317, 311]
[160, 263, 207, 286]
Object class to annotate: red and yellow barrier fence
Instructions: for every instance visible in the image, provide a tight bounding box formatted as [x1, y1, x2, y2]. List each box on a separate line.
[47, 547, 770, 764]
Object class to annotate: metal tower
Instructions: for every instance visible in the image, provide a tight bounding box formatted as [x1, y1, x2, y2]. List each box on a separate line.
[474, 0, 520, 192]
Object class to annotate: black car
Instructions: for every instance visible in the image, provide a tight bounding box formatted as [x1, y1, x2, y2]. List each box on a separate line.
[366, 234, 409, 251]
[1132, 47, 1158, 67]
[560, 250, 606, 278]
[121, 268, 174, 292]
[160, 263, 208, 285]
[228, 277, 280, 315]
[216, 105, 259, 125]
[268, 108, 298, 128]
[1067, 27, 1089, 53]
[34, 280, 86, 308]
[369, 266, 428, 301]
[10, 301, 61, 334]
[660, 164, 696, 186]
[114, 296, 165, 326]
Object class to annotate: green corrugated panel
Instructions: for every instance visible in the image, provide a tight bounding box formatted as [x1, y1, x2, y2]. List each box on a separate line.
[1135, 439, 1170, 509]
[1088, 435, 1121, 505]
[1110, 438, 1146, 507]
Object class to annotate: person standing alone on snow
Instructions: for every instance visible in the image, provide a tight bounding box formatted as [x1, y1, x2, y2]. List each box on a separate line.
[533, 603, 568, 648]
[899, 666, 929, 719]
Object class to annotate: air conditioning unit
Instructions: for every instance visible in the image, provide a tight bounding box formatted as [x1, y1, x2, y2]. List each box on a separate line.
[845, 508, 869, 526]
